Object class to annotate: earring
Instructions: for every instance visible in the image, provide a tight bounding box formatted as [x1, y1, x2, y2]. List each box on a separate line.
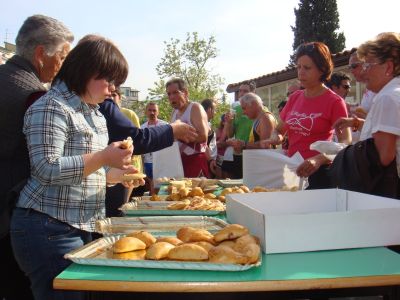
[39, 61, 44, 69]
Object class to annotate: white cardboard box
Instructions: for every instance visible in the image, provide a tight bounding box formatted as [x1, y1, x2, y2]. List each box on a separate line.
[226, 189, 400, 254]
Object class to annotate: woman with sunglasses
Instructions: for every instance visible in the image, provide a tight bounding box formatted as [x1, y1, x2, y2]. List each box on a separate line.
[333, 32, 400, 196]
[261, 42, 351, 188]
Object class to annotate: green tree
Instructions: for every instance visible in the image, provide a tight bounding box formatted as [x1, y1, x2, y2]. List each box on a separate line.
[289, 0, 345, 65]
[148, 32, 224, 102]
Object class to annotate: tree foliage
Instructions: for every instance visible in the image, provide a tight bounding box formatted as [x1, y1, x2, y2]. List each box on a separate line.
[148, 32, 224, 102]
[145, 32, 227, 128]
[289, 0, 345, 65]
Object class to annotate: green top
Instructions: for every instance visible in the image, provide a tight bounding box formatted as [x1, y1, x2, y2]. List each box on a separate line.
[57, 247, 400, 282]
[233, 105, 253, 142]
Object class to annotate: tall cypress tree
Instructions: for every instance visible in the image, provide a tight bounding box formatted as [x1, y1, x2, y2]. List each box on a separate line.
[289, 0, 345, 65]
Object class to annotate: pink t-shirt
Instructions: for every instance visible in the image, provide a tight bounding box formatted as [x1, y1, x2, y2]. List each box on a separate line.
[280, 89, 348, 159]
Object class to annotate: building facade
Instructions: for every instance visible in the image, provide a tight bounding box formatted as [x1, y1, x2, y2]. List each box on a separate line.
[0, 42, 16, 64]
[119, 86, 140, 109]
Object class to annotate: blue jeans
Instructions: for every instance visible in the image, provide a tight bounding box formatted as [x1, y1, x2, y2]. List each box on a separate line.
[10, 207, 92, 300]
[144, 162, 153, 179]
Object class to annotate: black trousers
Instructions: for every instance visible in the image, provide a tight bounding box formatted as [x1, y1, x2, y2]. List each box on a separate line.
[0, 232, 33, 300]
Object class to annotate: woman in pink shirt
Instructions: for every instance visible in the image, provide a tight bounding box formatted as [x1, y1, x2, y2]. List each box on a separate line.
[262, 42, 351, 188]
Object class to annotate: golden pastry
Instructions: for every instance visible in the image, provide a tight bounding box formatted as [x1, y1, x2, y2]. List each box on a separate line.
[208, 245, 248, 264]
[127, 231, 156, 248]
[120, 137, 133, 149]
[167, 199, 190, 210]
[233, 234, 260, 253]
[220, 187, 233, 196]
[150, 194, 161, 201]
[213, 224, 249, 243]
[167, 244, 208, 261]
[145, 242, 175, 260]
[179, 187, 190, 197]
[113, 237, 146, 253]
[112, 250, 146, 260]
[122, 173, 146, 181]
[167, 193, 181, 201]
[176, 227, 215, 244]
[188, 187, 204, 197]
[204, 193, 217, 199]
[252, 186, 269, 192]
[189, 241, 214, 252]
[239, 185, 250, 193]
[156, 236, 183, 246]
[218, 240, 236, 248]
[237, 243, 260, 264]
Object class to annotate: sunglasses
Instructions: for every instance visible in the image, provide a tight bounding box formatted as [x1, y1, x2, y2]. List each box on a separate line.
[296, 43, 315, 56]
[348, 62, 362, 70]
[341, 84, 351, 90]
[361, 62, 381, 72]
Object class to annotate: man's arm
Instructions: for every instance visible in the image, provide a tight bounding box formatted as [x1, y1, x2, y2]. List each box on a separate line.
[190, 102, 209, 143]
[99, 99, 174, 154]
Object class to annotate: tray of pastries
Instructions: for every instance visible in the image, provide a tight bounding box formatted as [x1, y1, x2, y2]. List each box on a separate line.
[95, 216, 228, 235]
[65, 224, 261, 271]
[120, 195, 225, 216]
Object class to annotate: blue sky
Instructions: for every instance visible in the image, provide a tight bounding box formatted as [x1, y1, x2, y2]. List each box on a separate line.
[1, 0, 399, 100]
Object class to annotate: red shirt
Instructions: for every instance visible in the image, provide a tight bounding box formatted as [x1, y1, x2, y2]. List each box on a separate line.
[280, 89, 348, 159]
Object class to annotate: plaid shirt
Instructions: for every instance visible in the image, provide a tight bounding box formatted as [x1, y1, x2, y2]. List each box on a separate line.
[17, 81, 109, 232]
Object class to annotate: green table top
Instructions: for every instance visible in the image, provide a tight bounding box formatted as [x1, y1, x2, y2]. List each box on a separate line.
[57, 247, 400, 282]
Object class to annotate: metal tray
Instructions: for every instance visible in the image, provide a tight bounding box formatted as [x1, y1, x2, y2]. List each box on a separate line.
[120, 201, 225, 217]
[95, 216, 228, 235]
[65, 235, 261, 272]
[218, 179, 244, 187]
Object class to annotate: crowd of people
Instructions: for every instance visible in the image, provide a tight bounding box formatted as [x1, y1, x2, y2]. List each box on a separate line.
[0, 13, 399, 300]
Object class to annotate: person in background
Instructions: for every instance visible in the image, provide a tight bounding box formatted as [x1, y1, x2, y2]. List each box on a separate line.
[348, 50, 376, 119]
[141, 102, 169, 180]
[261, 42, 351, 189]
[201, 98, 218, 177]
[326, 72, 351, 99]
[140, 102, 169, 193]
[0, 15, 73, 300]
[10, 35, 145, 300]
[214, 113, 228, 178]
[231, 93, 276, 149]
[167, 78, 209, 177]
[333, 32, 400, 197]
[221, 81, 255, 178]
[286, 82, 301, 97]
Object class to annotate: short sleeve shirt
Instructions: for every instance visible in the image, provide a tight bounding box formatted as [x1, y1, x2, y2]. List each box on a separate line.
[280, 89, 348, 159]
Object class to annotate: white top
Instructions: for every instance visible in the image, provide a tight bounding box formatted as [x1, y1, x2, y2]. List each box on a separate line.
[140, 119, 169, 163]
[360, 77, 400, 176]
[171, 102, 206, 155]
[208, 122, 217, 160]
[360, 89, 376, 113]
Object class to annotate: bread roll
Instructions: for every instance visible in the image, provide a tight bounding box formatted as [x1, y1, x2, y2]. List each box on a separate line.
[233, 234, 260, 252]
[145, 242, 175, 260]
[176, 227, 215, 244]
[127, 231, 156, 248]
[112, 250, 146, 260]
[167, 244, 208, 261]
[120, 137, 133, 149]
[113, 237, 147, 253]
[208, 245, 248, 264]
[189, 241, 214, 252]
[156, 236, 183, 246]
[122, 173, 146, 180]
[214, 224, 249, 242]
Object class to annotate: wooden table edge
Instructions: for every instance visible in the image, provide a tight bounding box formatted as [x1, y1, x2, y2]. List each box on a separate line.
[53, 274, 400, 292]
